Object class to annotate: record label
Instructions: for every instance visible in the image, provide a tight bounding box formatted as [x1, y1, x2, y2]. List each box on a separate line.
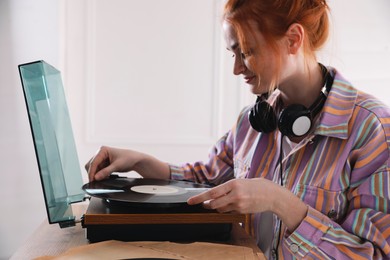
[131, 185, 180, 195]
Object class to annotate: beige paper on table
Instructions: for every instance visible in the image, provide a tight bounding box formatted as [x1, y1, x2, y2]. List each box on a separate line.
[35, 240, 262, 260]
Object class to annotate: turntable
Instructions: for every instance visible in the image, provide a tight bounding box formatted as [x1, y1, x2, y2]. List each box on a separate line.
[18, 60, 246, 243]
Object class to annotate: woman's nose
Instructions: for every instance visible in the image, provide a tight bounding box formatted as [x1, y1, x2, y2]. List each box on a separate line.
[233, 56, 246, 75]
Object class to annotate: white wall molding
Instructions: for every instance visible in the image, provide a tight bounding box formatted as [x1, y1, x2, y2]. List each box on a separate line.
[82, 0, 238, 146]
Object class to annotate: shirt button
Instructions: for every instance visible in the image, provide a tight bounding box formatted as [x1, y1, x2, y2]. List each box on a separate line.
[271, 249, 277, 259]
[290, 243, 299, 253]
[327, 209, 337, 219]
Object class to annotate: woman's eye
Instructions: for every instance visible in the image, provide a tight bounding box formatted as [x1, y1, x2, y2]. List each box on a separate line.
[241, 51, 252, 59]
[230, 50, 252, 59]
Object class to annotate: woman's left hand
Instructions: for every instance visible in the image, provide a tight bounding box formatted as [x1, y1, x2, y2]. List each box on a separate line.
[187, 178, 308, 232]
[188, 178, 278, 214]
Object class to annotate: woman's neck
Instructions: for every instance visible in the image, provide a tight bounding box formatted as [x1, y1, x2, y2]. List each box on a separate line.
[278, 62, 325, 109]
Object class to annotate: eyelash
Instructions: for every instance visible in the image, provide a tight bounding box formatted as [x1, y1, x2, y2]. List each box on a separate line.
[232, 52, 251, 59]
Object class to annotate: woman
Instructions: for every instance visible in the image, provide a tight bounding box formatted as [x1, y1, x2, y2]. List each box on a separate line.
[86, 0, 390, 258]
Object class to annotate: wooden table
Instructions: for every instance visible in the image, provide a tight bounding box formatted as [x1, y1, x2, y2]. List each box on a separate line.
[10, 201, 265, 259]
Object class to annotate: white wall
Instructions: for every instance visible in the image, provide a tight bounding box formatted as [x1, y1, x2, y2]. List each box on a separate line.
[0, 0, 59, 259]
[0, 0, 389, 259]
[321, 0, 390, 104]
[61, 0, 247, 175]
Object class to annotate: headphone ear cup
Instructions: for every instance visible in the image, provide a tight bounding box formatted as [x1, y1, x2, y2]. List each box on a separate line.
[248, 101, 277, 133]
[278, 104, 311, 137]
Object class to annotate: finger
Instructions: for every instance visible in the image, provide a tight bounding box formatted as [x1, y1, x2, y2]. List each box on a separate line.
[94, 163, 116, 181]
[201, 200, 212, 210]
[88, 148, 109, 181]
[214, 204, 237, 213]
[187, 190, 216, 205]
[87, 158, 96, 182]
[202, 198, 236, 213]
[207, 193, 232, 211]
[88, 159, 114, 182]
[187, 183, 231, 205]
[85, 159, 95, 176]
[88, 158, 102, 182]
[85, 156, 95, 172]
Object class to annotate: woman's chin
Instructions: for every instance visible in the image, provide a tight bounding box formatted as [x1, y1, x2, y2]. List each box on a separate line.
[247, 84, 267, 96]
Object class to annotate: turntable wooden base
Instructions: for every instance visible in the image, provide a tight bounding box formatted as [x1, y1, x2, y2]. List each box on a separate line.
[82, 197, 248, 242]
[12, 217, 265, 259]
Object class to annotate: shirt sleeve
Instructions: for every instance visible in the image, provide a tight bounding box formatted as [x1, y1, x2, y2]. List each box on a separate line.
[169, 130, 235, 186]
[285, 204, 390, 259]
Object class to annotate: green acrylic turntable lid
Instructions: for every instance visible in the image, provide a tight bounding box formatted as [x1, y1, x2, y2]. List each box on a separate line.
[19, 60, 85, 227]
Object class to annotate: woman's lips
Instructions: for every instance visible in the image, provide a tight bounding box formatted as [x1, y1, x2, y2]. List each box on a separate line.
[244, 75, 256, 84]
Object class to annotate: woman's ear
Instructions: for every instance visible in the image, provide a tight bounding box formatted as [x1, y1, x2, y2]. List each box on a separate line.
[285, 23, 304, 54]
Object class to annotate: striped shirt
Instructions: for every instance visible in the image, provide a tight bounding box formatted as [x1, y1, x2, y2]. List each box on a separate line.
[170, 68, 390, 259]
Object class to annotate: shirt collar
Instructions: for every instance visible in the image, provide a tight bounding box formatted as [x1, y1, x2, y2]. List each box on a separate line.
[314, 68, 358, 139]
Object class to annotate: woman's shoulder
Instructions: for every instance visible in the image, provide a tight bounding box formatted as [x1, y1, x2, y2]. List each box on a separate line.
[331, 68, 390, 118]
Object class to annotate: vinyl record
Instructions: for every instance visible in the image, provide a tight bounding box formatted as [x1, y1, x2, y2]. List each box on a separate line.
[82, 177, 211, 207]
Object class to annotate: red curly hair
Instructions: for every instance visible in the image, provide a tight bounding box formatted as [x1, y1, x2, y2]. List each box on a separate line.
[223, 0, 330, 91]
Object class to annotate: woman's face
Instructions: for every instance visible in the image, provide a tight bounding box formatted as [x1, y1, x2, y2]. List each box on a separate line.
[223, 20, 281, 95]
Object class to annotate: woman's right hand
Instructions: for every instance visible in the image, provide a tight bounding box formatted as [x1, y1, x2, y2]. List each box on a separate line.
[85, 146, 171, 182]
[85, 146, 139, 181]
